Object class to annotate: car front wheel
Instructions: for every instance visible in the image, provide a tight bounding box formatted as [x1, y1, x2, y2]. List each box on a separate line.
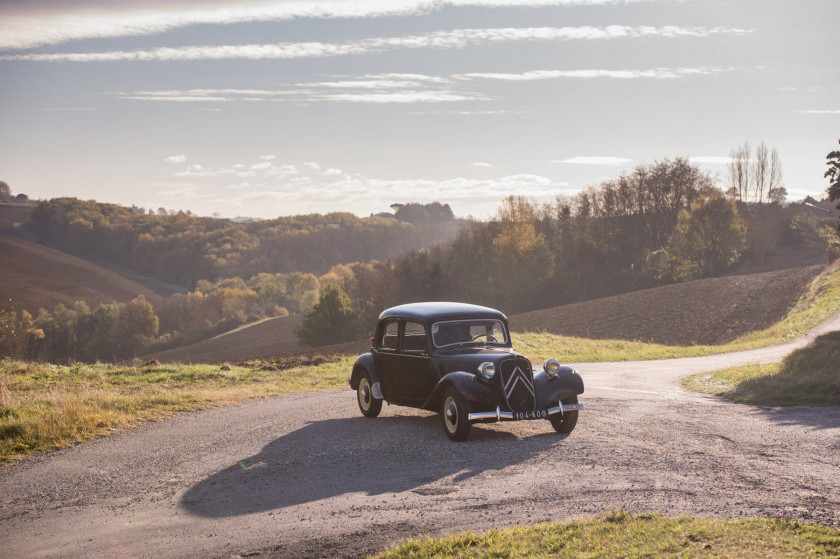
[549, 396, 579, 434]
[357, 374, 382, 418]
[442, 387, 471, 441]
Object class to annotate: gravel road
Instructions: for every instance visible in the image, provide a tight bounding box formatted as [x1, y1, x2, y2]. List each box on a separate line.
[2, 314, 840, 559]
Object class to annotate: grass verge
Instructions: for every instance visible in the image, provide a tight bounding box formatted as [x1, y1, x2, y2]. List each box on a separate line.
[514, 261, 840, 363]
[0, 356, 354, 463]
[375, 512, 840, 558]
[683, 331, 840, 406]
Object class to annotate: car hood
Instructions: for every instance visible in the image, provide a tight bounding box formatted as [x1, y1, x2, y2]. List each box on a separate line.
[434, 346, 521, 374]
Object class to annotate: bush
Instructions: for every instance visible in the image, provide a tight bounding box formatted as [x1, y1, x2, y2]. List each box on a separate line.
[295, 285, 363, 347]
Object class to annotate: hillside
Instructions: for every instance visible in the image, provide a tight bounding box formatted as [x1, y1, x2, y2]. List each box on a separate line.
[0, 236, 164, 313]
[0, 204, 34, 232]
[508, 265, 823, 345]
[145, 265, 825, 363]
[143, 315, 369, 363]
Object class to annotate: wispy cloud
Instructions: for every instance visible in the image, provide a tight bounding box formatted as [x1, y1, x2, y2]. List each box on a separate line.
[554, 156, 632, 165]
[796, 109, 840, 114]
[0, 26, 750, 63]
[0, 1, 678, 51]
[113, 86, 488, 104]
[461, 67, 732, 81]
[689, 156, 733, 164]
[164, 154, 187, 163]
[471, 162, 494, 167]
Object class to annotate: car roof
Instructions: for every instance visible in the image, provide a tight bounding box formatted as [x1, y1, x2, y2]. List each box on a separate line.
[379, 302, 507, 323]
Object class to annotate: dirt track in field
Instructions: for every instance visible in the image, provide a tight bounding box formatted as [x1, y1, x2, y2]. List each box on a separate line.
[2, 313, 840, 559]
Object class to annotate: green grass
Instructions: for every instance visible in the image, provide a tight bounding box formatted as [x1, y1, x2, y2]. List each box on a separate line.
[684, 331, 840, 406]
[513, 261, 840, 364]
[375, 512, 840, 558]
[0, 356, 354, 463]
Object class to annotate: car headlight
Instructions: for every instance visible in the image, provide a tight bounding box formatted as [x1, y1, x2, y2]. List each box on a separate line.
[544, 358, 561, 379]
[477, 362, 496, 380]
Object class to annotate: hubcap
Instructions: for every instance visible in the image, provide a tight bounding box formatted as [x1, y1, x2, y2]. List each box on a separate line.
[359, 381, 370, 410]
[444, 396, 458, 432]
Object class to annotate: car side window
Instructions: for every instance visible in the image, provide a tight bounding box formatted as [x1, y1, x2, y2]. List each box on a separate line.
[379, 320, 399, 351]
[402, 321, 427, 352]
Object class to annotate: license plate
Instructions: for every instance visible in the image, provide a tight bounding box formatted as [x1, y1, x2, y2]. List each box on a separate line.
[513, 409, 548, 420]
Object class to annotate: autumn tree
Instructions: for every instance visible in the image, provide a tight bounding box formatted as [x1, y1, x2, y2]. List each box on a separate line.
[0, 181, 11, 202]
[295, 285, 363, 347]
[826, 139, 840, 230]
[665, 195, 746, 280]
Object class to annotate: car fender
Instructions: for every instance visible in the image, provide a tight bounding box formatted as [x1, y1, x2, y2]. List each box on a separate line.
[421, 371, 496, 411]
[534, 366, 585, 409]
[348, 354, 383, 399]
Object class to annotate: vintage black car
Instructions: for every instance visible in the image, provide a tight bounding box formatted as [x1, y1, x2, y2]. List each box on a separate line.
[348, 302, 584, 440]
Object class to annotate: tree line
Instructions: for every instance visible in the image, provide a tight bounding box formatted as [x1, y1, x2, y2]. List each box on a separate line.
[28, 198, 461, 286]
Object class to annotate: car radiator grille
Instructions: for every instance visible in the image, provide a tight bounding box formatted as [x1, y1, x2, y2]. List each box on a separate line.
[500, 357, 535, 413]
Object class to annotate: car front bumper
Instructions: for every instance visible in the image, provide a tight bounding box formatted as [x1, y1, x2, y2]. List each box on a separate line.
[467, 401, 585, 422]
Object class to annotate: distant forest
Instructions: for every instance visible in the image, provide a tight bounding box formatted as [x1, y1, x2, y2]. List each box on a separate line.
[29, 199, 462, 286]
[4, 155, 839, 361]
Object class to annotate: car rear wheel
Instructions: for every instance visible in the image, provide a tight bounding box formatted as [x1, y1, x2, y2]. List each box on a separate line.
[549, 396, 579, 434]
[357, 374, 382, 418]
[442, 387, 471, 441]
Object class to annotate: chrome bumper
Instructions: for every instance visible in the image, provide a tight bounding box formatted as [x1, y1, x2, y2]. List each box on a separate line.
[467, 402, 585, 422]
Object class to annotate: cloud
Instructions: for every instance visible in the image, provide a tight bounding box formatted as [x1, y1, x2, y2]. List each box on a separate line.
[554, 156, 632, 165]
[250, 161, 272, 170]
[471, 162, 493, 167]
[796, 110, 840, 114]
[689, 156, 733, 164]
[0, 2, 684, 51]
[461, 66, 731, 81]
[258, 155, 276, 161]
[162, 157, 574, 217]
[113, 84, 490, 105]
[164, 154, 187, 163]
[0, 26, 750, 63]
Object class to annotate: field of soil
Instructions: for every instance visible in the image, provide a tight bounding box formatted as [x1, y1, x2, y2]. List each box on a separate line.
[143, 315, 370, 363]
[508, 265, 822, 345]
[0, 235, 163, 313]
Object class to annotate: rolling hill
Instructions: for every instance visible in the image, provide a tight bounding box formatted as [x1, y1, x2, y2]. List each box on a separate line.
[143, 315, 369, 363]
[0, 235, 164, 313]
[0, 203, 34, 232]
[508, 265, 823, 345]
[146, 265, 824, 363]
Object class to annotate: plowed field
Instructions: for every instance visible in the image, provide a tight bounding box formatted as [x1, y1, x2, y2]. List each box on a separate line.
[143, 315, 369, 363]
[509, 265, 823, 345]
[0, 236, 163, 312]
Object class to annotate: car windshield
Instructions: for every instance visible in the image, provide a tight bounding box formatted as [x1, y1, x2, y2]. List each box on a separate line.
[431, 319, 509, 348]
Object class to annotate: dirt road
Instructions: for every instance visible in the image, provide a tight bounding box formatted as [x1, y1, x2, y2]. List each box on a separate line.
[3, 315, 840, 558]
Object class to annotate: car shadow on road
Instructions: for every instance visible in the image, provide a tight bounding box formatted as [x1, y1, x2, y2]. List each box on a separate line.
[180, 414, 567, 518]
[751, 405, 840, 431]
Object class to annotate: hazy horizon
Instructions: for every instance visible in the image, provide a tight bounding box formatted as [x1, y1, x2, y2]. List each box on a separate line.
[1, 0, 837, 219]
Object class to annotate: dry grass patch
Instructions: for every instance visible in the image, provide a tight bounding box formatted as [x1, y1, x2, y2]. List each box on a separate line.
[684, 331, 840, 406]
[375, 512, 840, 558]
[0, 357, 353, 463]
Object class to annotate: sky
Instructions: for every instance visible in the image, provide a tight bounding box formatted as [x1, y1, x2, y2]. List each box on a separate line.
[0, 0, 837, 219]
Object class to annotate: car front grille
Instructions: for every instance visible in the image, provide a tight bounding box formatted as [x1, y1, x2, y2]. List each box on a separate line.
[499, 357, 535, 413]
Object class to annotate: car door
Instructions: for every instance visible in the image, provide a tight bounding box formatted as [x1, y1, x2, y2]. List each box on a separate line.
[375, 319, 401, 399]
[398, 320, 434, 404]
